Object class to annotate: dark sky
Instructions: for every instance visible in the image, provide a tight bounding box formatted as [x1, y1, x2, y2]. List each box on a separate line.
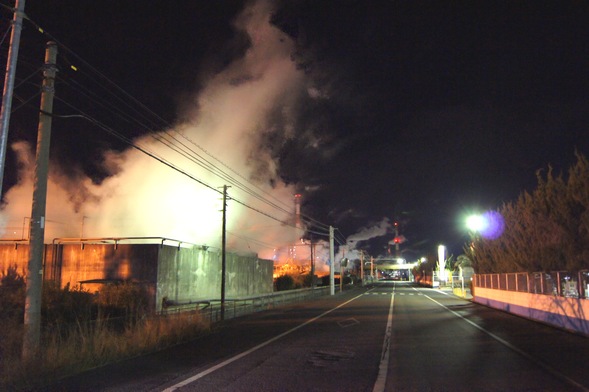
[2, 0, 588, 257]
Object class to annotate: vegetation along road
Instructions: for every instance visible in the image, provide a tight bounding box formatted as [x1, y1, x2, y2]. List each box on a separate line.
[43, 282, 589, 391]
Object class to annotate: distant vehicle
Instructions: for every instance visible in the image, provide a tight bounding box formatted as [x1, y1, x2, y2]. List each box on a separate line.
[380, 271, 402, 281]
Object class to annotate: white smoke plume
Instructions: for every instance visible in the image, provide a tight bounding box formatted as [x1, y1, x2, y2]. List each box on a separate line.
[0, 0, 306, 257]
[334, 218, 392, 264]
[346, 218, 391, 247]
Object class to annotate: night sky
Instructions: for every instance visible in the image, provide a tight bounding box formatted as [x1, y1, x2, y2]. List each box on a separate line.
[2, 1, 588, 258]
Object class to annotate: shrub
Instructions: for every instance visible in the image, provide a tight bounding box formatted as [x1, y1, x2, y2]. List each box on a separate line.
[0, 274, 209, 390]
[42, 281, 94, 329]
[0, 265, 26, 323]
[95, 282, 150, 326]
[274, 274, 295, 291]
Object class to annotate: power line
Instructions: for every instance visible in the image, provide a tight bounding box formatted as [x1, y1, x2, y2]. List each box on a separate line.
[14, 12, 338, 239]
[226, 231, 280, 250]
[47, 97, 303, 232]
[51, 48, 297, 219]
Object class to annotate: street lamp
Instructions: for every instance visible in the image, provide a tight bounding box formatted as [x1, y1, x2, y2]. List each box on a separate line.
[438, 244, 447, 283]
[466, 214, 487, 233]
[466, 211, 504, 240]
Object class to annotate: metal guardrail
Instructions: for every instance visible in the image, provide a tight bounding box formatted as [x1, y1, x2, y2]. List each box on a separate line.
[161, 286, 333, 323]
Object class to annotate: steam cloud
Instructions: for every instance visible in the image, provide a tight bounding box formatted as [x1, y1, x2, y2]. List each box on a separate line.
[0, 0, 392, 271]
[337, 218, 392, 262]
[0, 0, 304, 258]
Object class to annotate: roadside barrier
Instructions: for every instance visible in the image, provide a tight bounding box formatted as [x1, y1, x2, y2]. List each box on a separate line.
[161, 286, 332, 323]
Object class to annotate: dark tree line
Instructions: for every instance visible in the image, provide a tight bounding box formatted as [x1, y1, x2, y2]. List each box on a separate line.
[466, 153, 589, 273]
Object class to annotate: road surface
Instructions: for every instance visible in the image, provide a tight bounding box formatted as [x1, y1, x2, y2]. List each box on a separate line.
[43, 282, 589, 391]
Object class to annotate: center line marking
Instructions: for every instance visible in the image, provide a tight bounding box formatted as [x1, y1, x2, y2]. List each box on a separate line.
[372, 291, 395, 392]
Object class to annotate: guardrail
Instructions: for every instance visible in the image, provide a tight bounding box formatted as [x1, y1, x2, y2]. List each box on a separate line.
[161, 286, 333, 323]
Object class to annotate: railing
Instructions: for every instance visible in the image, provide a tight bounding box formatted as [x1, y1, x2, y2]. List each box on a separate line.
[473, 271, 589, 299]
[449, 275, 466, 295]
[161, 286, 332, 323]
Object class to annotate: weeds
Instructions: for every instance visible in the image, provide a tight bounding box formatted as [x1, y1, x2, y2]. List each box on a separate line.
[0, 269, 210, 391]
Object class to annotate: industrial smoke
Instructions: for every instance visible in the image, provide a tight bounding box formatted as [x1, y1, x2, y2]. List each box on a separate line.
[0, 1, 304, 260]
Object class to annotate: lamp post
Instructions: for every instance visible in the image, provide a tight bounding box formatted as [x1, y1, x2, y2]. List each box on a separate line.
[438, 244, 447, 283]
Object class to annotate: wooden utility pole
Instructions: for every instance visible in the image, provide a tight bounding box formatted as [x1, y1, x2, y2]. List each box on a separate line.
[23, 41, 58, 359]
[0, 0, 26, 197]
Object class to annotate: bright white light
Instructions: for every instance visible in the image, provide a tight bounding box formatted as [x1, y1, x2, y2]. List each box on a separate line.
[466, 214, 487, 232]
[438, 244, 447, 281]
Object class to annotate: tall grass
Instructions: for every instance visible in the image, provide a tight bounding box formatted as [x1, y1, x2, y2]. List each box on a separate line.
[0, 268, 210, 391]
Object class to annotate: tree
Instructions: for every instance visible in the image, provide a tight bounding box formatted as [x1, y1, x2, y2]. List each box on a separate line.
[466, 153, 589, 273]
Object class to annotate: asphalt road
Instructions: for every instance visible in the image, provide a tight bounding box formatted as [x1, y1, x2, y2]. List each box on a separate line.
[43, 282, 589, 392]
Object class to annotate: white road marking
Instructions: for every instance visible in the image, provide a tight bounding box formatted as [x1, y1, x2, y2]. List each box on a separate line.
[161, 292, 366, 392]
[372, 291, 395, 392]
[422, 292, 589, 392]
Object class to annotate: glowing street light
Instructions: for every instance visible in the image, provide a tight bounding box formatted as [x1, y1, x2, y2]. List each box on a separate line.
[438, 244, 447, 282]
[466, 214, 487, 233]
[466, 211, 505, 240]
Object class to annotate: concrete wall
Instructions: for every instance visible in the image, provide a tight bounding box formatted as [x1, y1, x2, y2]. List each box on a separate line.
[156, 246, 273, 312]
[0, 243, 273, 314]
[473, 286, 589, 336]
[57, 244, 158, 289]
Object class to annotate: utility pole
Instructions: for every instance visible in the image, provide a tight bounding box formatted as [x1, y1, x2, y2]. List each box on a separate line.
[220, 185, 229, 320]
[0, 0, 26, 198]
[23, 41, 58, 359]
[309, 236, 315, 289]
[340, 246, 345, 293]
[329, 226, 335, 295]
[394, 221, 400, 258]
[360, 250, 364, 286]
